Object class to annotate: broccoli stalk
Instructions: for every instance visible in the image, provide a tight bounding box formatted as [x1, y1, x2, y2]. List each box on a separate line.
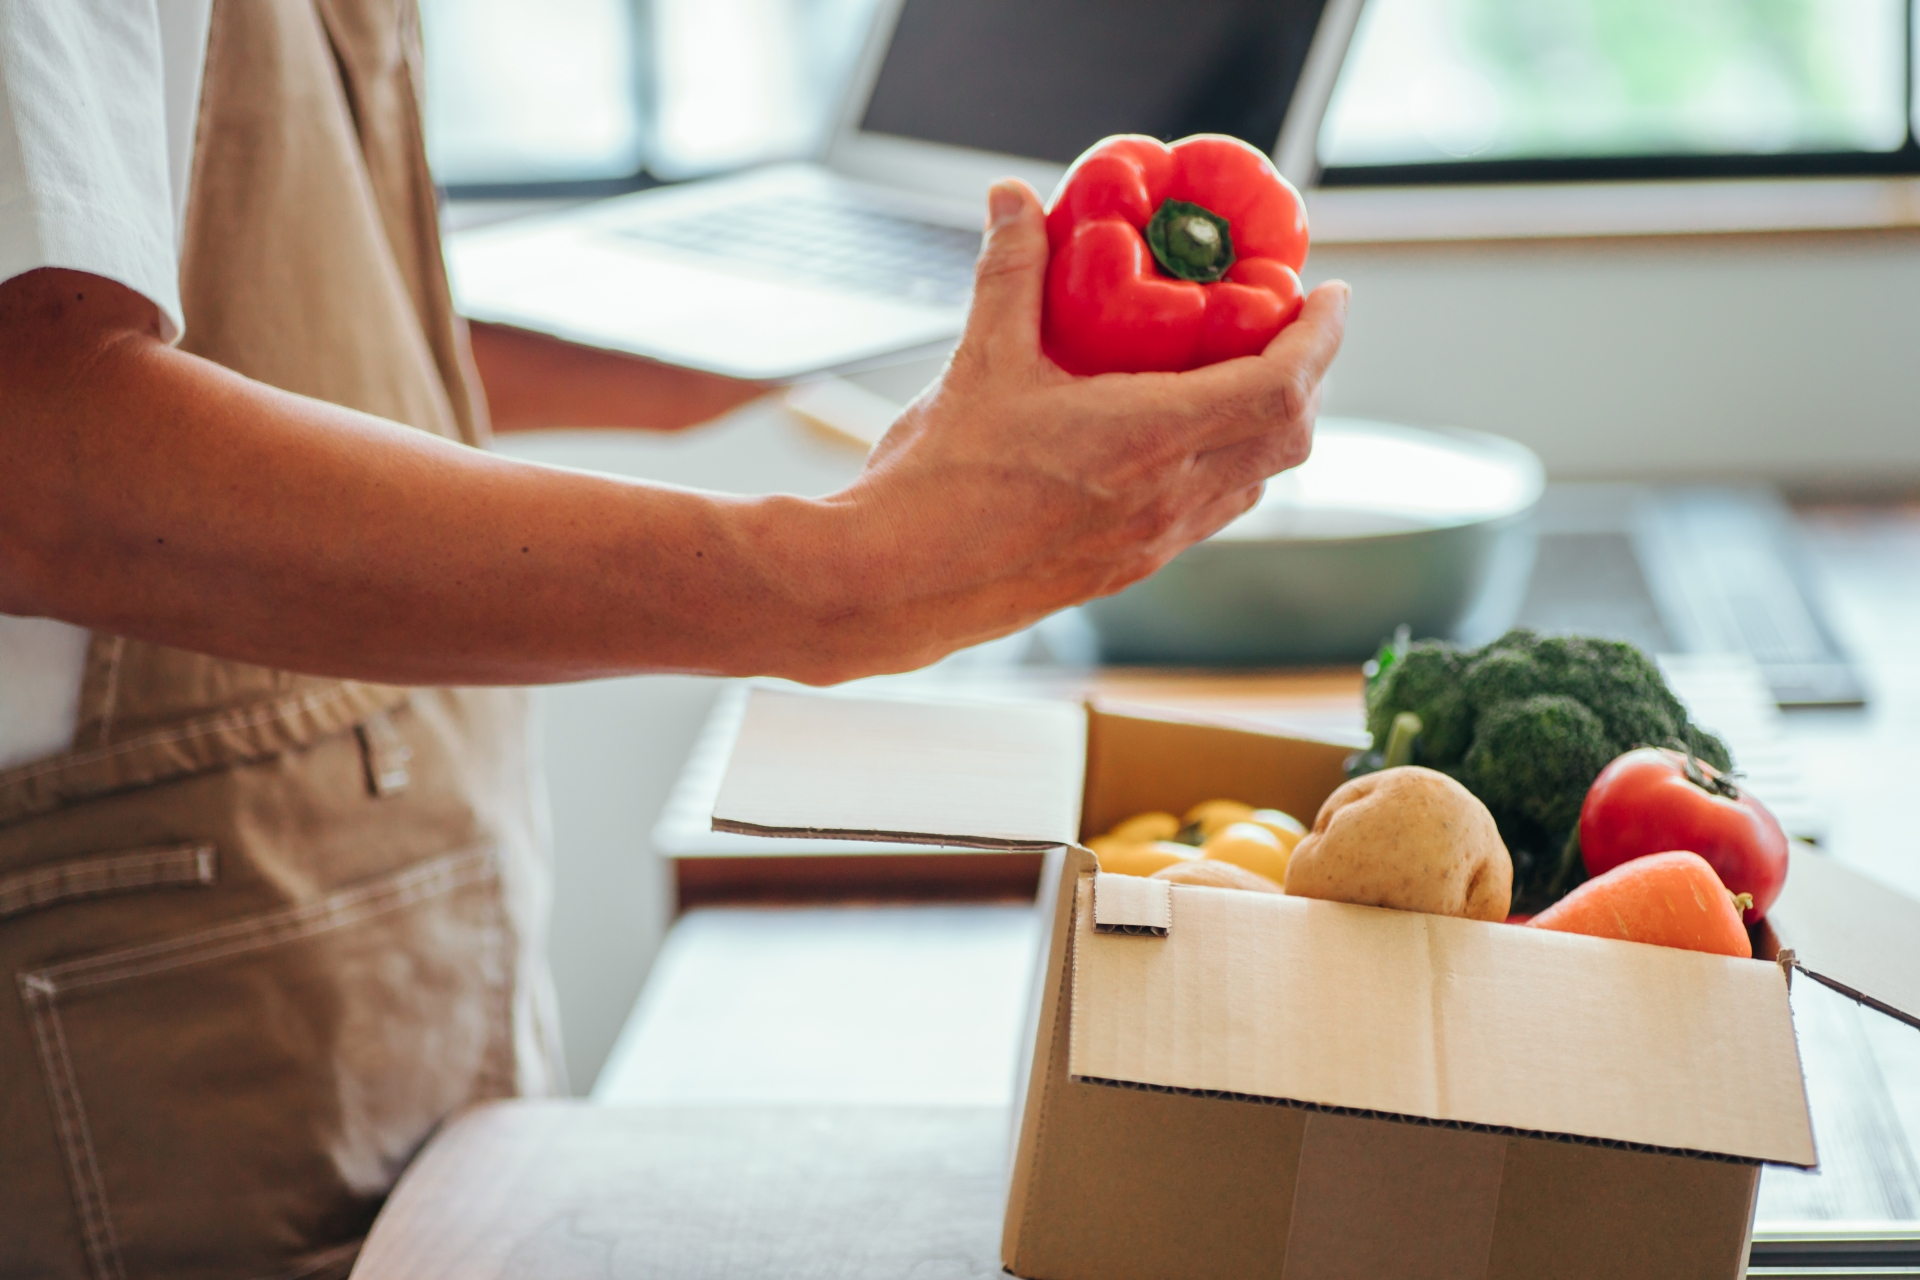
[1383, 712, 1422, 769]
[1352, 628, 1731, 914]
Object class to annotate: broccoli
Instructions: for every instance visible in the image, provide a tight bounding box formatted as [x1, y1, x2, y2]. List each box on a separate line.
[1353, 628, 1732, 913]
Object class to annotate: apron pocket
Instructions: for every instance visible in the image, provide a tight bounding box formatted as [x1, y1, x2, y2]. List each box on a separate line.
[16, 844, 515, 1280]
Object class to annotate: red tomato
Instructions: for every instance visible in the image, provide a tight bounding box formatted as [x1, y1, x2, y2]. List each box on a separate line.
[1578, 747, 1788, 923]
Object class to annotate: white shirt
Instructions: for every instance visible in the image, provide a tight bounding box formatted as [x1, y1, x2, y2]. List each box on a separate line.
[0, 1, 211, 769]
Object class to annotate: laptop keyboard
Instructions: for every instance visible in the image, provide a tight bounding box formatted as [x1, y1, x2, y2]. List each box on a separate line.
[611, 195, 982, 308]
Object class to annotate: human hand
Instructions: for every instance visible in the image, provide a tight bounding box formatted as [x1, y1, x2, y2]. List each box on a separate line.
[808, 179, 1348, 677]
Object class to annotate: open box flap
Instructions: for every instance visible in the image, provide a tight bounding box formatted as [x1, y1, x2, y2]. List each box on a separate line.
[1768, 844, 1920, 1032]
[711, 688, 1085, 849]
[1068, 874, 1817, 1167]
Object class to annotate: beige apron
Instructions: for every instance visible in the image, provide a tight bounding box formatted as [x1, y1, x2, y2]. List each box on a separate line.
[0, 3, 564, 1277]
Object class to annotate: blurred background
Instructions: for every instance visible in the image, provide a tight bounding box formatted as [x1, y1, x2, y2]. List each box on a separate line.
[416, 0, 1920, 1096]
[423, 0, 1915, 186]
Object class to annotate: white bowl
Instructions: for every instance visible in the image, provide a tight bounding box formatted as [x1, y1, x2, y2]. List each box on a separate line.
[1079, 418, 1545, 665]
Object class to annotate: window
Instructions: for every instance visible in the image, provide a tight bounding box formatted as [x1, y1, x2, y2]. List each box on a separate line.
[419, 0, 879, 196]
[1318, 0, 1920, 183]
[419, 0, 647, 190]
[421, 0, 1920, 194]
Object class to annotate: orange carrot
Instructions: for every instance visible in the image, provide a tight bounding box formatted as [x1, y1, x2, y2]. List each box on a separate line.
[1529, 850, 1753, 958]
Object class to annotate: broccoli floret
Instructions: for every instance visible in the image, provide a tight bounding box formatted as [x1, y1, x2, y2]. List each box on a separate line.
[1349, 627, 1733, 911]
[1459, 643, 1551, 709]
[1460, 694, 1613, 838]
[1365, 641, 1472, 764]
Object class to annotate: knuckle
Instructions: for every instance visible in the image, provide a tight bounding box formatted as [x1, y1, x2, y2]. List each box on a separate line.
[1269, 369, 1315, 425]
[1272, 413, 1315, 472]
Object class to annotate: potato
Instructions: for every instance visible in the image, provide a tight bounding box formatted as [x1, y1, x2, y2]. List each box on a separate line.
[1151, 859, 1283, 894]
[1283, 767, 1512, 921]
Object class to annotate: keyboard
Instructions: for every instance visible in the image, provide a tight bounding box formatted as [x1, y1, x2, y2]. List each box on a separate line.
[1514, 485, 1866, 709]
[612, 195, 982, 307]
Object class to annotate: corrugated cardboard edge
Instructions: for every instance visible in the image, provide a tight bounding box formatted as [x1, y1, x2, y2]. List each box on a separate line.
[1006, 847, 1069, 1169]
[708, 818, 1062, 852]
[1772, 948, 1821, 1174]
[711, 688, 1086, 849]
[1090, 872, 1171, 935]
[1001, 849, 1093, 1273]
[1061, 1077, 1776, 1169]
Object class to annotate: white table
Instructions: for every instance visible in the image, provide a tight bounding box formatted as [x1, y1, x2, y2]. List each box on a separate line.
[594, 903, 1042, 1109]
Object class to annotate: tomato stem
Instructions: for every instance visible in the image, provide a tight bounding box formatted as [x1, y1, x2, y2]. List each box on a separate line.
[1671, 742, 1743, 800]
[1146, 199, 1236, 283]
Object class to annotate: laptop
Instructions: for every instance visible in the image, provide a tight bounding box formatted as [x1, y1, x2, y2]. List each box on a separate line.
[446, 0, 1366, 382]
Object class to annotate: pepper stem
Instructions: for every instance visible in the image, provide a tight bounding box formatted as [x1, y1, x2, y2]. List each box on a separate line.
[1383, 712, 1423, 769]
[1146, 199, 1236, 283]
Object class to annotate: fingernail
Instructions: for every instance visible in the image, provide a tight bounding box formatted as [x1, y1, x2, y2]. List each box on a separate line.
[987, 182, 1024, 229]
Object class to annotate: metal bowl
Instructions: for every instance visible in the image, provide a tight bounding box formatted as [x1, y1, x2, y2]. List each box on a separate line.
[1079, 418, 1545, 666]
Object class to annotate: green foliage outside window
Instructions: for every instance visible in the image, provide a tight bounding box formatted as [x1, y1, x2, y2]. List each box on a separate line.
[1321, 0, 1912, 169]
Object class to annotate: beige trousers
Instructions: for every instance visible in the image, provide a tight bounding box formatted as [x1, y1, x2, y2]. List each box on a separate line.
[0, 4, 562, 1277]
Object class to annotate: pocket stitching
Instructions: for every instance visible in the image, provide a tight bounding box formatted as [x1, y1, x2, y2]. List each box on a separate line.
[29, 845, 494, 996]
[0, 684, 361, 788]
[22, 978, 127, 1280]
[17, 845, 499, 1280]
[0, 844, 217, 922]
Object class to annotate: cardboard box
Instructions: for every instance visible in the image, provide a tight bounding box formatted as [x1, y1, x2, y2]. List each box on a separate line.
[714, 687, 1920, 1280]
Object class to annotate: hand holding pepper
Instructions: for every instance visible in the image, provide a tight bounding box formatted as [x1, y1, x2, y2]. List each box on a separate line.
[838, 181, 1348, 678]
[1043, 134, 1311, 376]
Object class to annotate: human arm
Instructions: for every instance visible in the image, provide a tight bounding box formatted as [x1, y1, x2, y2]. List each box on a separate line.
[465, 320, 767, 432]
[0, 180, 1346, 686]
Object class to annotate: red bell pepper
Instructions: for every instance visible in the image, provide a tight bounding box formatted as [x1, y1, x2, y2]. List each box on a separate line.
[1041, 134, 1309, 376]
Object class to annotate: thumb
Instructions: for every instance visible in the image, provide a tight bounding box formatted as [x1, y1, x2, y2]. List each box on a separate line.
[960, 179, 1048, 363]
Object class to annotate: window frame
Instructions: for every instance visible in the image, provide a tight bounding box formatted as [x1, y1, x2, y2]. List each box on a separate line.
[1319, 144, 1920, 189]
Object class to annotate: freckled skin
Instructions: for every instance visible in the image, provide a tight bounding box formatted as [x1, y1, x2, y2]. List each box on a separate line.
[1284, 767, 1513, 921]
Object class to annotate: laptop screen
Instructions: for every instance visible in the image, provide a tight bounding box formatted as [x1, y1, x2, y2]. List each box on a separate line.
[858, 0, 1333, 167]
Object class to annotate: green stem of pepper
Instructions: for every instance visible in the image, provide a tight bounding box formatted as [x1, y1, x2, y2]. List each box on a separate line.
[1146, 199, 1236, 283]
